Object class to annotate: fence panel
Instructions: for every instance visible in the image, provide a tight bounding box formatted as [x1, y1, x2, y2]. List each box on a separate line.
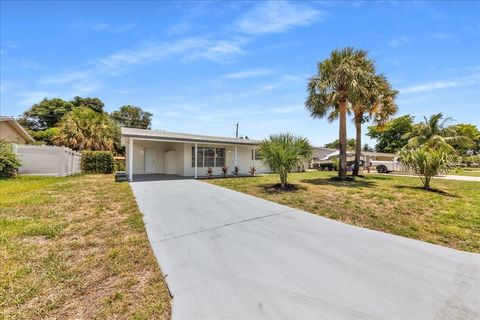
[15, 145, 82, 176]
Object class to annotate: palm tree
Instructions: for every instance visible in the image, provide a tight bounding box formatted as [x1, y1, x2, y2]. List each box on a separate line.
[405, 113, 472, 152]
[306, 47, 376, 179]
[53, 108, 117, 151]
[259, 133, 312, 190]
[351, 76, 398, 175]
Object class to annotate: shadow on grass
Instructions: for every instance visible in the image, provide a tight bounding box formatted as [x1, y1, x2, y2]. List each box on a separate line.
[393, 185, 459, 198]
[261, 183, 307, 194]
[301, 176, 377, 188]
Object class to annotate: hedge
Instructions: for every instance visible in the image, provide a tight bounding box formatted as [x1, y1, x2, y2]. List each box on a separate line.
[81, 151, 114, 174]
[0, 141, 21, 178]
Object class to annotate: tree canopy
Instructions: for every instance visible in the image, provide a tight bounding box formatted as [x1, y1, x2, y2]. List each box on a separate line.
[324, 138, 356, 150]
[367, 115, 414, 153]
[71, 96, 105, 113]
[18, 98, 74, 131]
[111, 105, 153, 129]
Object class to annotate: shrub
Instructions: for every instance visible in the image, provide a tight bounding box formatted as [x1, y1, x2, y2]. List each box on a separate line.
[206, 167, 213, 178]
[249, 166, 256, 176]
[81, 151, 114, 174]
[221, 166, 228, 178]
[0, 141, 21, 178]
[232, 166, 239, 176]
[399, 147, 453, 190]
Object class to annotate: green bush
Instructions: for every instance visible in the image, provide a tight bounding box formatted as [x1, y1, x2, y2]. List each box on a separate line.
[0, 141, 21, 178]
[81, 151, 114, 174]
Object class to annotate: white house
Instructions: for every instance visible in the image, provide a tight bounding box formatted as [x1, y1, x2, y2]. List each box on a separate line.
[121, 128, 267, 181]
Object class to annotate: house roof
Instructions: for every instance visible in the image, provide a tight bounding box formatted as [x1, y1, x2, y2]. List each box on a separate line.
[0, 116, 35, 142]
[121, 127, 262, 146]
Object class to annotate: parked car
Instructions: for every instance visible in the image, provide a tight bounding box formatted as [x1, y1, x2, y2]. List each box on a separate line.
[370, 157, 403, 173]
[313, 159, 364, 171]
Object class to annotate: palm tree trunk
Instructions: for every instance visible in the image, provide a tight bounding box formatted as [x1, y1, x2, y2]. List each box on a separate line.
[338, 100, 348, 179]
[353, 118, 362, 176]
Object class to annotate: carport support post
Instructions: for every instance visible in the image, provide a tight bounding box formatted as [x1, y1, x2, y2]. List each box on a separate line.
[128, 138, 133, 182]
[234, 146, 238, 167]
[194, 143, 198, 179]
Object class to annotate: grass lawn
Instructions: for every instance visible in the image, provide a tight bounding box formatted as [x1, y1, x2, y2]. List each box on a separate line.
[0, 175, 170, 319]
[207, 171, 480, 253]
[449, 167, 480, 177]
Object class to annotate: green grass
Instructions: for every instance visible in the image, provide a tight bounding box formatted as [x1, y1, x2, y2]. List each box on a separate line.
[448, 167, 480, 177]
[207, 171, 480, 253]
[0, 175, 170, 320]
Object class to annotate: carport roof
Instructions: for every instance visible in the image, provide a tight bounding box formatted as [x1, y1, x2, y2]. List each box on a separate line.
[121, 127, 262, 145]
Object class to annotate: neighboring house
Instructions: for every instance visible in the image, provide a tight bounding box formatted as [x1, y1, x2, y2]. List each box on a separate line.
[0, 116, 34, 144]
[121, 128, 267, 181]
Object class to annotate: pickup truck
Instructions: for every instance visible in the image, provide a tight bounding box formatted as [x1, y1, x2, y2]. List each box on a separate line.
[370, 157, 403, 173]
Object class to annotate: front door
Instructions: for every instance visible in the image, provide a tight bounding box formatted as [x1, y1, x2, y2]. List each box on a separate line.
[144, 148, 156, 173]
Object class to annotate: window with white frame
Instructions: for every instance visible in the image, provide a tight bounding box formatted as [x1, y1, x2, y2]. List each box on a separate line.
[251, 149, 261, 160]
[192, 147, 226, 167]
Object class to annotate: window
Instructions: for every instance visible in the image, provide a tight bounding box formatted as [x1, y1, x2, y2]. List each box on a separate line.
[192, 147, 226, 167]
[204, 147, 215, 167]
[251, 149, 261, 160]
[216, 148, 225, 167]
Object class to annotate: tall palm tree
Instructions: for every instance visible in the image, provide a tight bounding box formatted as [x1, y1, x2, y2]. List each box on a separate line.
[351, 76, 398, 175]
[259, 133, 312, 190]
[306, 47, 376, 179]
[405, 113, 472, 152]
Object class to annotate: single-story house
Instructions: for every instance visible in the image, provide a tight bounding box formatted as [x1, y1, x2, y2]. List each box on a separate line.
[121, 128, 267, 181]
[0, 116, 34, 144]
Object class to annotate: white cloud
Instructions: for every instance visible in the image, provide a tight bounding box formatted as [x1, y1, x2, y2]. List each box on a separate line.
[237, 1, 322, 35]
[17, 91, 59, 106]
[388, 36, 411, 48]
[399, 74, 480, 94]
[40, 71, 92, 85]
[271, 105, 303, 114]
[97, 37, 246, 73]
[224, 68, 273, 79]
[74, 21, 136, 33]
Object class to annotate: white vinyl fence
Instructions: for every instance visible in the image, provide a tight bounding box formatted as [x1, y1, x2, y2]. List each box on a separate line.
[14, 144, 82, 176]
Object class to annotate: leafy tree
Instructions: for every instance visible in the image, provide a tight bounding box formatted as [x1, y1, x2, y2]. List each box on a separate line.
[324, 138, 356, 150]
[351, 76, 398, 175]
[111, 105, 153, 129]
[306, 47, 377, 179]
[405, 113, 472, 152]
[53, 108, 117, 151]
[18, 98, 74, 131]
[367, 115, 414, 153]
[399, 146, 452, 190]
[362, 143, 373, 152]
[71, 96, 105, 113]
[259, 133, 312, 190]
[449, 124, 480, 155]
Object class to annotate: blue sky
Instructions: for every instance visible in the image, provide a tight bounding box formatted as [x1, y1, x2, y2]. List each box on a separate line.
[1, 1, 479, 146]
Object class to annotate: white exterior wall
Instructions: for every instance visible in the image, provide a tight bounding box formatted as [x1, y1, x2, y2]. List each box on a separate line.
[15, 145, 81, 176]
[125, 139, 268, 177]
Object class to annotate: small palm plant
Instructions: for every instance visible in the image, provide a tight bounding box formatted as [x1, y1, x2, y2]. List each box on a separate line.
[259, 133, 312, 190]
[399, 146, 453, 190]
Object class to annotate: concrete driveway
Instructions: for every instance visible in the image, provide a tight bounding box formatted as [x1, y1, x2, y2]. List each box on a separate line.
[130, 179, 480, 319]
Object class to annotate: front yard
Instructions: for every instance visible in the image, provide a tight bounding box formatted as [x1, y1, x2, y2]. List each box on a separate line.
[0, 175, 170, 319]
[208, 171, 480, 253]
